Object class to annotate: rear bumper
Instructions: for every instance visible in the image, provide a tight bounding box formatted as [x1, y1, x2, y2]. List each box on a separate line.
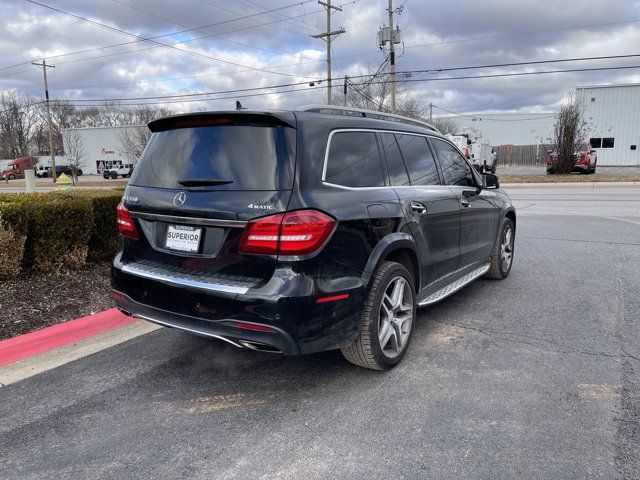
[112, 290, 300, 354]
[111, 256, 366, 355]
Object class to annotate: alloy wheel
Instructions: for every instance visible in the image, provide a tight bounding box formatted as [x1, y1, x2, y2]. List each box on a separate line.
[378, 276, 413, 358]
[501, 225, 514, 272]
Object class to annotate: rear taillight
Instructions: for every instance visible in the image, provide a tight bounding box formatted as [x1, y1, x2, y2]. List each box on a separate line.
[117, 203, 138, 240]
[238, 209, 336, 256]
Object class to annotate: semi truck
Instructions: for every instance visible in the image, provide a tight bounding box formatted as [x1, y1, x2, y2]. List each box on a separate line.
[1, 156, 37, 180]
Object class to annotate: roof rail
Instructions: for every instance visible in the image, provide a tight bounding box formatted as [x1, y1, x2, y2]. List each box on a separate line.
[296, 104, 441, 133]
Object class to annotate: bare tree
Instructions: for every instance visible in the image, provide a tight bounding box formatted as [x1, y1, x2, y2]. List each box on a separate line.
[431, 116, 459, 135]
[0, 91, 40, 158]
[118, 106, 170, 164]
[551, 94, 587, 174]
[62, 128, 85, 182]
[119, 126, 150, 165]
[345, 68, 429, 119]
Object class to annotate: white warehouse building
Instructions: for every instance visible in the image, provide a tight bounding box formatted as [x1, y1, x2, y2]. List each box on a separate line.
[442, 112, 557, 146]
[61, 125, 142, 175]
[441, 83, 640, 166]
[577, 83, 640, 166]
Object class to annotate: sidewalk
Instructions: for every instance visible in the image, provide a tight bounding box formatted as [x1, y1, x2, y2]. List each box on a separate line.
[502, 181, 640, 188]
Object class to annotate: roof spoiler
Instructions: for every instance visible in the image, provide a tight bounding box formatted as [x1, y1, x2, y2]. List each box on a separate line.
[148, 111, 296, 132]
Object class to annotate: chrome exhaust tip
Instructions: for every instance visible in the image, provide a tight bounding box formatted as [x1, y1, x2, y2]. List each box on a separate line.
[238, 340, 282, 354]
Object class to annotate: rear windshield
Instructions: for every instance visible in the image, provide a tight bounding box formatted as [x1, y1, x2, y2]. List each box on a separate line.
[130, 125, 295, 190]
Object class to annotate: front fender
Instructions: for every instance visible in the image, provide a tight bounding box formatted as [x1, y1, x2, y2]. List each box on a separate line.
[361, 233, 420, 291]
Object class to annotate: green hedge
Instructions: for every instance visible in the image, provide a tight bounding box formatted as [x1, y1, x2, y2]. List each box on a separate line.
[69, 190, 122, 261]
[0, 189, 122, 276]
[0, 201, 29, 279]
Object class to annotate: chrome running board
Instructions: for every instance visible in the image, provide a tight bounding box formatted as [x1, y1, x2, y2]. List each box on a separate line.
[418, 264, 490, 307]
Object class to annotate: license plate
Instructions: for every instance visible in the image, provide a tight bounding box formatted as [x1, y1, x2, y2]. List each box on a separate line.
[165, 225, 202, 253]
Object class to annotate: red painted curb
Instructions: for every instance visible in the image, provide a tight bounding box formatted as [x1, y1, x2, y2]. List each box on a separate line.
[0, 308, 135, 367]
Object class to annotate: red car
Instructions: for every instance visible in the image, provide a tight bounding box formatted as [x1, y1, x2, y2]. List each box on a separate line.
[547, 143, 597, 175]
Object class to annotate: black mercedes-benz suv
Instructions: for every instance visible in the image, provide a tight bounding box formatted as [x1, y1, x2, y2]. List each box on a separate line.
[112, 106, 516, 370]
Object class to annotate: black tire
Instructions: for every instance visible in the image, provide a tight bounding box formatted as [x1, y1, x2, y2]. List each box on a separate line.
[103, 173, 109, 179]
[341, 261, 416, 370]
[485, 217, 515, 280]
[76, 169, 83, 176]
[110, 171, 118, 179]
[8, 174, 15, 180]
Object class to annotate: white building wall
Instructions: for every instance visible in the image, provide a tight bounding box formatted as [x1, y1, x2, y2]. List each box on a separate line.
[577, 84, 640, 166]
[61, 125, 143, 175]
[441, 113, 556, 146]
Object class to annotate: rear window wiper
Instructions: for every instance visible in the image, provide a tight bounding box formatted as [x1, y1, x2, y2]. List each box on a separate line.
[177, 179, 234, 187]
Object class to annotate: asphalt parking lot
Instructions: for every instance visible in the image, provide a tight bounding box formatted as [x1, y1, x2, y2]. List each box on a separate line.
[2, 186, 639, 479]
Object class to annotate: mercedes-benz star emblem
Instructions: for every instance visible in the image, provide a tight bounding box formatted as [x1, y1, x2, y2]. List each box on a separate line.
[173, 192, 186, 207]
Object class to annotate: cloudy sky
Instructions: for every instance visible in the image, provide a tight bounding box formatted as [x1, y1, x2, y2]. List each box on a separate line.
[2, 0, 640, 116]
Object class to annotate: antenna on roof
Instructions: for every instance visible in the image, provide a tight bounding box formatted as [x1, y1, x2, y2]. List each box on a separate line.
[235, 101, 246, 111]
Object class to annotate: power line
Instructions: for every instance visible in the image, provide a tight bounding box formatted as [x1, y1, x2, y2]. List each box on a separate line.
[50, 10, 327, 69]
[199, 0, 321, 37]
[1, 0, 318, 73]
[433, 105, 556, 122]
[108, 0, 310, 61]
[404, 17, 640, 52]
[54, 63, 640, 108]
[23, 0, 315, 79]
[54, 54, 640, 102]
[43, 51, 640, 92]
[2, 6, 636, 76]
[2, 7, 326, 74]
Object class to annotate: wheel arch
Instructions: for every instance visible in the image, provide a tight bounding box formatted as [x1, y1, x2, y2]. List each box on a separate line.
[505, 208, 516, 231]
[361, 233, 421, 293]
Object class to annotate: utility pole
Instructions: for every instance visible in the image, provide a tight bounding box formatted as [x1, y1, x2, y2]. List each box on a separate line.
[429, 102, 433, 123]
[32, 59, 57, 182]
[388, 0, 396, 113]
[312, 1, 345, 105]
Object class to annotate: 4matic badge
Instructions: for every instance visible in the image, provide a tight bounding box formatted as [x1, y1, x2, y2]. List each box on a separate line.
[247, 204, 274, 210]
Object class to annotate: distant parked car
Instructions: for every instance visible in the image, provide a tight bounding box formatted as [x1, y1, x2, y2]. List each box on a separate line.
[103, 164, 134, 179]
[547, 143, 597, 174]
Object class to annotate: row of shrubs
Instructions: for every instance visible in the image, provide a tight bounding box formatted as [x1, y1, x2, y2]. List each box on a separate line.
[0, 189, 123, 279]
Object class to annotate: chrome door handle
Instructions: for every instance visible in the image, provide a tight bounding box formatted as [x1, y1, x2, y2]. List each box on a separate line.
[410, 201, 427, 214]
[460, 198, 470, 207]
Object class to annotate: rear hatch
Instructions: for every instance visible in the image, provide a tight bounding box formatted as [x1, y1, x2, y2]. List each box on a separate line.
[121, 112, 297, 287]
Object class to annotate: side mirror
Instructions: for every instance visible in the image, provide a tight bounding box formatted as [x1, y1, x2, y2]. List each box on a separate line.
[590, 149, 596, 154]
[483, 173, 500, 189]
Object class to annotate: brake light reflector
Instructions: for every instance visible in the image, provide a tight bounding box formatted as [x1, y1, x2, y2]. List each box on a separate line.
[232, 321, 277, 333]
[117, 203, 138, 240]
[238, 210, 336, 255]
[316, 293, 349, 303]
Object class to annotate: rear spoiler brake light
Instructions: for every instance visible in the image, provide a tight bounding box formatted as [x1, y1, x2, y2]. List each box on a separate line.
[148, 112, 296, 132]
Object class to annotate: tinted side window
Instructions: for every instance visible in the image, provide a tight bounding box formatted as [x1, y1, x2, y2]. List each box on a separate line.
[395, 134, 440, 186]
[380, 133, 410, 186]
[431, 138, 476, 187]
[325, 131, 385, 187]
